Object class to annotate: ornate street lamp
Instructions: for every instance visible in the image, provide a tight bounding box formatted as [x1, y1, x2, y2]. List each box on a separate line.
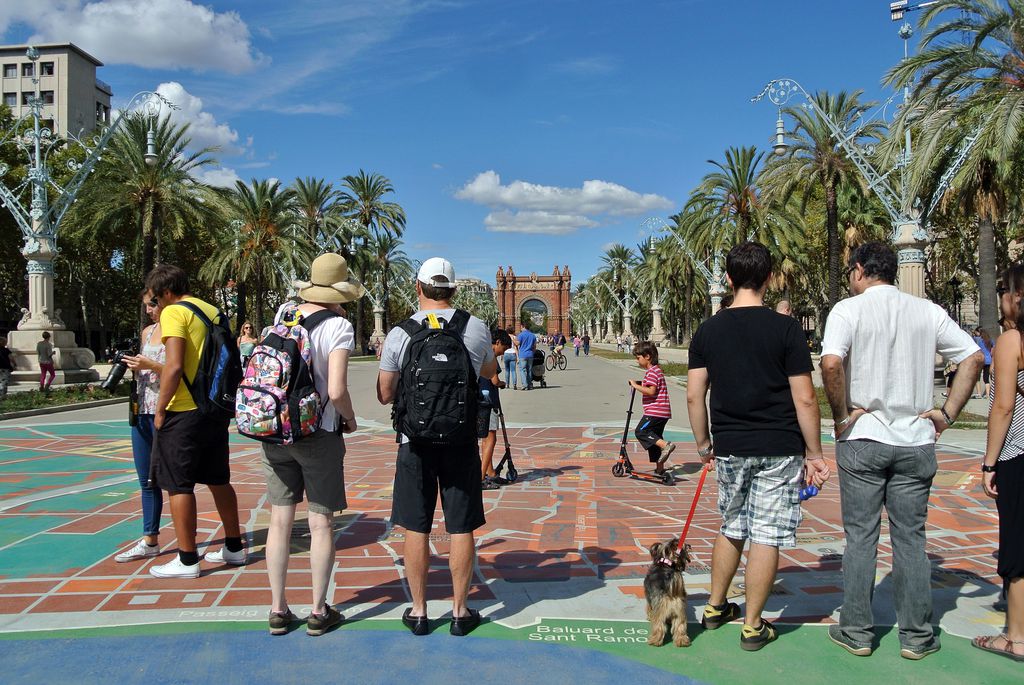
[643, 217, 728, 314]
[753, 17, 980, 302]
[644, 235, 668, 345]
[0, 46, 174, 382]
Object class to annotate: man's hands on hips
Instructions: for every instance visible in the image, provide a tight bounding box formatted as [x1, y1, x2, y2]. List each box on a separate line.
[918, 408, 955, 437]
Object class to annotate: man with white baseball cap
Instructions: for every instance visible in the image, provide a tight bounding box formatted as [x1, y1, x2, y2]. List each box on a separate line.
[417, 257, 456, 288]
[377, 257, 496, 637]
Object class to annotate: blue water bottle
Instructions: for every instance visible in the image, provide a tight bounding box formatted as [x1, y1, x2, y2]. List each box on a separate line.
[799, 485, 819, 501]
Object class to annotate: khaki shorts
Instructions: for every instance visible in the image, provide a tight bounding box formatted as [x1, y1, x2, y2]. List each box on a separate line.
[261, 429, 347, 514]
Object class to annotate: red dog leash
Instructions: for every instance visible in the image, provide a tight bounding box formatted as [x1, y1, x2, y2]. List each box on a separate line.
[677, 464, 710, 552]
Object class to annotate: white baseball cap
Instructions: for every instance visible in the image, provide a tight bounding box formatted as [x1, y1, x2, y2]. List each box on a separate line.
[417, 257, 456, 287]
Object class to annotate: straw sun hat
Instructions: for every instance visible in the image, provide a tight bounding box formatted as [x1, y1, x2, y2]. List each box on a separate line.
[293, 253, 366, 304]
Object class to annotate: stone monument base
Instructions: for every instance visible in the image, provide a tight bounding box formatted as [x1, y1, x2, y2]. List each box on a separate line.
[7, 329, 100, 385]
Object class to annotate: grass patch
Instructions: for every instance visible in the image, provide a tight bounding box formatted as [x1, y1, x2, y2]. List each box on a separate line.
[0, 383, 129, 414]
[589, 349, 688, 377]
[814, 387, 987, 428]
[589, 348, 634, 361]
[661, 362, 688, 377]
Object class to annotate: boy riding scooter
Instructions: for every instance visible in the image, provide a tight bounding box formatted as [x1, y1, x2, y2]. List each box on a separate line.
[628, 341, 676, 474]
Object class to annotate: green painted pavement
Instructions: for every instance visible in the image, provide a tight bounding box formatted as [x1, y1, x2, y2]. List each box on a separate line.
[0, 515, 70, 549]
[0, 518, 140, 577]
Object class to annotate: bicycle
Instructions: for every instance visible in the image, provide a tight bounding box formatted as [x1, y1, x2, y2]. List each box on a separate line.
[545, 348, 568, 371]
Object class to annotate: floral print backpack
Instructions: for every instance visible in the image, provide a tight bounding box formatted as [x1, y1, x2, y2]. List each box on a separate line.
[234, 305, 339, 444]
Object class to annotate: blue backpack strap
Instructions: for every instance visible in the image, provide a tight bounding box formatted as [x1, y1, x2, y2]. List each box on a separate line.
[172, 300, 219, 328]
[169, 301, 218, 389]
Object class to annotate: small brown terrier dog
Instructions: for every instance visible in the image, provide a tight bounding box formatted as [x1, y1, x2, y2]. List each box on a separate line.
[643, 537, 691, 647]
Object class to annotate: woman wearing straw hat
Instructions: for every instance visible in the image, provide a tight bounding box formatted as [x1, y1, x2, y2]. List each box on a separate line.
[264, 253, 364, 637]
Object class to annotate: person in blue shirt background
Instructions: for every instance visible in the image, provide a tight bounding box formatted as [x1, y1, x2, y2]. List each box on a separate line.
[516, 322, 537, 390]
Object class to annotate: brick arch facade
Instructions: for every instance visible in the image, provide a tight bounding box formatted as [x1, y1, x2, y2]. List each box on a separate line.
[495, 266, 572, 335]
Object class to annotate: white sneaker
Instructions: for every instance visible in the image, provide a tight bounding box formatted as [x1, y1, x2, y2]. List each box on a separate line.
[150, 556, 200, 579]
[204, 546, 248, 566]
[115, 540, 159, 563]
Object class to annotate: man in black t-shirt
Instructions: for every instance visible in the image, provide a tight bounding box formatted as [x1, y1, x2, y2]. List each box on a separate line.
[686, 242, 830, 652]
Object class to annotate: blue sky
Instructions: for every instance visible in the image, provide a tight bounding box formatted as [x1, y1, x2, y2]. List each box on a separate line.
[1, 0, 924, 284]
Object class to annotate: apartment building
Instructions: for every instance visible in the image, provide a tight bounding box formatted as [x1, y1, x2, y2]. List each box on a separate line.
[0, 43, 112, 138]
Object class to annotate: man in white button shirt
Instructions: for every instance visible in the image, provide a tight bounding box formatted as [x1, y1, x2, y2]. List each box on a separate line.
[820, 241, 983, 661]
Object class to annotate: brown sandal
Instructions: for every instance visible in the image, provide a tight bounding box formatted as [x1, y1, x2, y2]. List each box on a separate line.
[972, 633, 1024, 662]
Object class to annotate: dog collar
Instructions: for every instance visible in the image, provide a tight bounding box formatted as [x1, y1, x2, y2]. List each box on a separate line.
[656, 558, 674, 568]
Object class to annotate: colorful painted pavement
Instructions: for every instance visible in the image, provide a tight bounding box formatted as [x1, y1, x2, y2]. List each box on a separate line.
[0, 420, 1017, 684]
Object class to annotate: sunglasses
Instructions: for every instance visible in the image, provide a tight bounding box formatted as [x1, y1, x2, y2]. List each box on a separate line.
[146, 297, 158, 307]
[997, 285, 1009, 296]
[844, 265, 856, 279]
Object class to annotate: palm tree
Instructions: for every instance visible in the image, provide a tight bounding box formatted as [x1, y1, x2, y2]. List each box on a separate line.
[597, 244, 638, 334]
[337, 170, 407, 346]
[291, 176, 338, 248]
[687, 146, 768, 249]
[200, 179, 314, 331]
[364, 228, 413, 330]
[70, 113, 219, 279]
[337, 170, 407, 239]
[760, 90, 885, 312]
[654, 216, 704, 342]
[884, 0, 1024, 335]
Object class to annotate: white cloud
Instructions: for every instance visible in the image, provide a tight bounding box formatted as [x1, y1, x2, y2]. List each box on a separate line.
[148, 82, 245, 154]
[484, 211, 598, 235]
[454, 170, 673, 235]
[432, 163, 443, 170]
[195, 166, 241, 188]
[5, 0, 263, 73]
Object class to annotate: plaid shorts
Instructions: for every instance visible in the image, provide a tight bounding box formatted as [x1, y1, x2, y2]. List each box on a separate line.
[715, 454, 803, 547]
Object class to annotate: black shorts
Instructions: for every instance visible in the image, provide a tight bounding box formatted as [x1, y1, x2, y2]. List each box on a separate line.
[634, 415, 668, 462]
[152, 410, 231, 495]
[391, 441, 485, 535]
[996, 456, 1024, 579]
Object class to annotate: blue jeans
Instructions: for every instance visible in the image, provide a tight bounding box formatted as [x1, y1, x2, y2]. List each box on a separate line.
[504, 355, 518, 388]
[836, 439, 938, 651]
[583, 344, 590, 356]
[518, 356, 534, 389]
[130, 414, 164, 537]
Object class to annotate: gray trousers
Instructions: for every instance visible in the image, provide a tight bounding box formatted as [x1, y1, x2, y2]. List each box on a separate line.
[836, 439, 938, 650]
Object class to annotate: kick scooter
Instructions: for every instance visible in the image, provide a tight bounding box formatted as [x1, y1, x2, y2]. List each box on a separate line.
[611, 387, 675, 485]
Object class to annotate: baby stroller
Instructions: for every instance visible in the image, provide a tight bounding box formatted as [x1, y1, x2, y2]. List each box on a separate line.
[532, 349, 547, 388]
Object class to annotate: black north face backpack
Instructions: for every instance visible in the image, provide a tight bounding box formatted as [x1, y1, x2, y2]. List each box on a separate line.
[392, 310, 479, 445]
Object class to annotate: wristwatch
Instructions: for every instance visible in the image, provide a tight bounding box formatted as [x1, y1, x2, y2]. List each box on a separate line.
[940, 407, 956, 427]
[697, 445, 713, 458]
[981, 463, 998, 473]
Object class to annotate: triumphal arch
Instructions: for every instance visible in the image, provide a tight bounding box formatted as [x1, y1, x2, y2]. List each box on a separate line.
[495, 266, 572, 335]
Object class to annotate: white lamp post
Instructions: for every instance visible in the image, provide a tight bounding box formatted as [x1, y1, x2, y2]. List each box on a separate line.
[0, 46, 173, 382]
